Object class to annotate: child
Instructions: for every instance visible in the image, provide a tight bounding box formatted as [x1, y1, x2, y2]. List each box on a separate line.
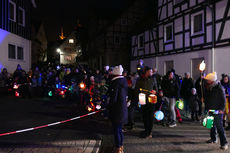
[156, 90, 169, 126]
[189, 88, 200, 121]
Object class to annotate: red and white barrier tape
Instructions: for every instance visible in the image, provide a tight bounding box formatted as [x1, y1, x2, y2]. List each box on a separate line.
[0, 109, 104, 137]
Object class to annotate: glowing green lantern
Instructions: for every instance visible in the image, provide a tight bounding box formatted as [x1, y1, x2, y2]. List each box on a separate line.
[203, 116, 214, 129]
[48, 91, 52, 97]
[176, 99, 184, 110]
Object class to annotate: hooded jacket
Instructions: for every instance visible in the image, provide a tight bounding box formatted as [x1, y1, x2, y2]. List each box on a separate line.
[108, 76, 128, 125]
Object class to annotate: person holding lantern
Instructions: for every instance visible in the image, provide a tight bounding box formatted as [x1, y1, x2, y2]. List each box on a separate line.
[108, 65, 128, 153]
[204, 72, 228, 150]
[161, 70, 180, 128]
[135, 66, 157, 138]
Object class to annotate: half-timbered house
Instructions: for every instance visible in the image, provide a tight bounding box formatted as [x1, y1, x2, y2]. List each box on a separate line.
[131, 0, 230, 79]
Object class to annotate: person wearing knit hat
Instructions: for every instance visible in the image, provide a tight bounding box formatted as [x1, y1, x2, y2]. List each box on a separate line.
[205, 72, 217, 82]
[108, 65, 128, 153]
[204, 72, 228, 150]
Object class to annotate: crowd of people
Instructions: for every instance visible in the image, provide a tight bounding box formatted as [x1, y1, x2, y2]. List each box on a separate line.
[0, 60, 230, 152]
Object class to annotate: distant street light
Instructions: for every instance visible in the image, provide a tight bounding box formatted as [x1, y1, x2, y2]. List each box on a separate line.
[56, 48, 61, 53]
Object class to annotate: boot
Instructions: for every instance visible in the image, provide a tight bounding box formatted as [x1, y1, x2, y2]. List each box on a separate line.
[113, 146, 124, 153]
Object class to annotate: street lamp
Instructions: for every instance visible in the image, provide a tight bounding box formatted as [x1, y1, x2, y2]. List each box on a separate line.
[56, 48, 61, 53]
[199, 60, 206, 115]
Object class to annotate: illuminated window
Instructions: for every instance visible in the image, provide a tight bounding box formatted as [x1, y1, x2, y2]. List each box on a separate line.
[9, 0, 16, 22]
[69, 39, 74, 43]
[18, 7, 25, 27]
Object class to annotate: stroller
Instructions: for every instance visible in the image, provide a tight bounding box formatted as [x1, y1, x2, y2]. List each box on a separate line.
[156, 96, 170, 126]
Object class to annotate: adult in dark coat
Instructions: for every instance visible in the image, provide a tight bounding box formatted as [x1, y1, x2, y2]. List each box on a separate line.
[180, 72, 194, 116]
[161, 71, 180, 127]
[204, 72, 228, 150]
[108, 65, 128, 153]
[135, 66, 156, 138]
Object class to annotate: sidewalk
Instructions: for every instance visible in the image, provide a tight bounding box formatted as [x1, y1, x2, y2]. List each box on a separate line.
[0, 139, 101, 153]
[122, 120, 230, 153]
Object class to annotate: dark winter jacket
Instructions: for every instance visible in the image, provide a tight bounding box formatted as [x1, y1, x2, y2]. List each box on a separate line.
[188, 94, 199, 112]
[161, 76, 180, 99]
[151, 73, 162, 92]
[221, 82, 230, 97]
[135, 76, 156, 104]
[128, 87, 136, 107]
[180, 78, 194, 99]
[108, 76, 128, 125]
[204, 82, 226, 111]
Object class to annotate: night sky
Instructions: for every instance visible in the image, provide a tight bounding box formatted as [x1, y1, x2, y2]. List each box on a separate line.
[33, 0, 131, 42]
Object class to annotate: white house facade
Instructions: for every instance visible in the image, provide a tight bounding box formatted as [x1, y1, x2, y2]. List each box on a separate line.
[0, 0, 34, 73]
[131, 0, 230, 80]
[57, 31, 81, 65]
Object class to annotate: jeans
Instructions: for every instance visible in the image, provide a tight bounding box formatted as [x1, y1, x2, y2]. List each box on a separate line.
[168, 98, 176, 122]
[112, 122, 123, 148]
[210, 114, 228, 146]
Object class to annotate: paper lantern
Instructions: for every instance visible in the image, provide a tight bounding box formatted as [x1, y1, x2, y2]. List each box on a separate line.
[13, 84, 19, 89]
[80, 82, 86, 90]
[148, 94, 157, 104]
[60, 91, 65, 95]
[15, 91, 19, 97]
[87, 102, 95, 112]
[203, 116, 214, 129]
[154, 111, 164, 121]
[48, 91, 52, 97]
[96, 105, 101, 110]
[139, 93, 146, 105]
[176, 99, 184, 110]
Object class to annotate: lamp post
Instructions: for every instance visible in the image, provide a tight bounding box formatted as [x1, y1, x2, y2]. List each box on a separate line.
[199, 60, 206, 115]
[56, 48, 61, 65]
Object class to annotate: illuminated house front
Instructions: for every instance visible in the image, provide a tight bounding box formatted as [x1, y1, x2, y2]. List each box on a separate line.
[57, 30, 81, 65]
[0, 0, 36, 73]
[131, 0, 230, 79]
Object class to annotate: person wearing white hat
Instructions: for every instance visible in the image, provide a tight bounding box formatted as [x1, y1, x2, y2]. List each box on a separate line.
[108, 65, 128, 153]
[204, 72, 228, 150]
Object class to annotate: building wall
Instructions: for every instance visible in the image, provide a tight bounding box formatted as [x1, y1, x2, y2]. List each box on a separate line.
[130, 0, 230, 80]
[0, 28, 31, 73]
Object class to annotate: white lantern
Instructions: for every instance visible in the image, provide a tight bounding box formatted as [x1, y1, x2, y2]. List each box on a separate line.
[139, 93, 146, 105]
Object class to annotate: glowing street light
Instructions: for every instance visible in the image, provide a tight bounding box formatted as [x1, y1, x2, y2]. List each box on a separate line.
[56, 48, 61, 53]
[199, 60, 206, 72]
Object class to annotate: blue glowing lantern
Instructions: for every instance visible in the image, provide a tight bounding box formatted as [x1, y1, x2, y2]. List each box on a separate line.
[154, 111, 164, 121]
